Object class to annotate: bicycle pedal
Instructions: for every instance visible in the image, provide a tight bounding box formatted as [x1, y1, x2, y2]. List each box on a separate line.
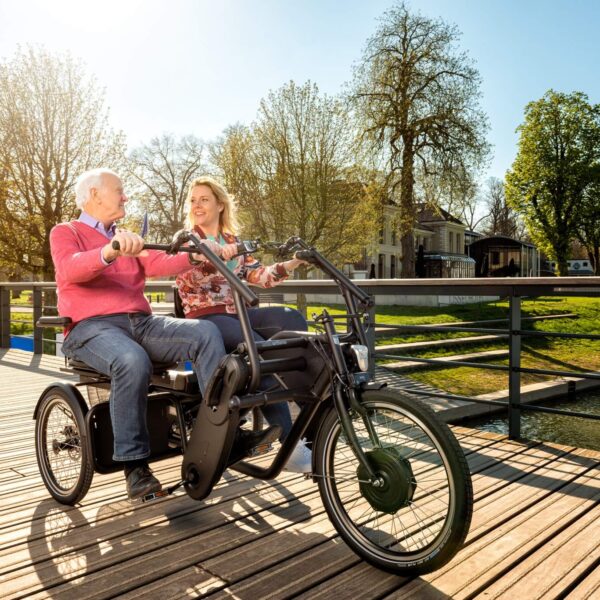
[248, 442, 273, 457]
[141, 489, 170, 503]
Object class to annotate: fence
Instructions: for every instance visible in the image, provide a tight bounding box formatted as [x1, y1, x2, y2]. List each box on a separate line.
[2, 277, 600, 440]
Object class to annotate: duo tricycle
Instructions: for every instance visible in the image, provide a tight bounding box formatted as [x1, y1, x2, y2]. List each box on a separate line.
[34, 233, 472, 574]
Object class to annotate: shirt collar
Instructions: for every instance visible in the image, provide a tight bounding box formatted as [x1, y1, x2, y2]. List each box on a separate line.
[79, 211, 117, 239]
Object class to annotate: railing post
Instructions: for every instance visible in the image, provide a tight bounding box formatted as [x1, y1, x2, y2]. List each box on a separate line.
[366, 298, 376, 378]
[508, 293, 521, 439]
[0, 286, 10, 348]
[33, 287, 43, 354]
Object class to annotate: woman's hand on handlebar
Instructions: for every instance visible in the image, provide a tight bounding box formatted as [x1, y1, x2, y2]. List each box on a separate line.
[282, 254, 309, 273]
[103, 230, 148, 261]
[189, 238, 225, 263]
[220, 242, 239, 260]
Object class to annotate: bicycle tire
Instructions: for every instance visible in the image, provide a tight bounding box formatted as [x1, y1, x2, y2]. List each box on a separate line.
[35, 386, 94, 505]
[314, 388, 472, 574]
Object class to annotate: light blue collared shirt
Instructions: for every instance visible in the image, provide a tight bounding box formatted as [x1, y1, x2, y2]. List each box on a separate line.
[78, 211, 117, 265]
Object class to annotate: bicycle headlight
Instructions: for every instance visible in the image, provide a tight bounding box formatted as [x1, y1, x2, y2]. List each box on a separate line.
[351, 344, 369, 372]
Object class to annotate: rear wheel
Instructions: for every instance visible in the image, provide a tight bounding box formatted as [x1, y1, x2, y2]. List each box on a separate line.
[314, 388, 472, 574]
[35, 387, 94, 505]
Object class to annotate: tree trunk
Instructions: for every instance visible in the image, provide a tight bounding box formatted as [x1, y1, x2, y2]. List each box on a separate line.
[555, 239, 570, 276]
[400, 143, 416, 278]
[296, 264, 308, 319]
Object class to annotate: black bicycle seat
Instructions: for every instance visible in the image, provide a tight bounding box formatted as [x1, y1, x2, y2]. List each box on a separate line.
[68, 358, 177, 375]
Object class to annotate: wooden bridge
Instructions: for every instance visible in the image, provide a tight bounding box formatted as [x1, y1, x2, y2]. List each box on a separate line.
[0, 348, 598, 599]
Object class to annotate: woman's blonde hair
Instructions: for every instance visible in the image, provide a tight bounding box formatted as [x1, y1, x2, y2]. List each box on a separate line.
[185, 176, 238, 234]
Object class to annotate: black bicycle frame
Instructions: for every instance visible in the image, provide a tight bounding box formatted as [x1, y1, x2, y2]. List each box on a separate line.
[142, 234, 381, 487]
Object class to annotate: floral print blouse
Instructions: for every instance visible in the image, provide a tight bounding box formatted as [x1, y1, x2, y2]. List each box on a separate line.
[176, 229, 290, 318]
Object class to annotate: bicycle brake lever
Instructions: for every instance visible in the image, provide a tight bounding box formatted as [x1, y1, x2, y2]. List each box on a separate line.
[168, 229, 194, 254]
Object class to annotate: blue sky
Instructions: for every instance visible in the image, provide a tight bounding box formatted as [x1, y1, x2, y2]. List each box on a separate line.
[0, 0, 598, 181]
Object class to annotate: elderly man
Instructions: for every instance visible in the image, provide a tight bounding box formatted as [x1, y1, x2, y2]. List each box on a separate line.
[50, 168, 263, 499]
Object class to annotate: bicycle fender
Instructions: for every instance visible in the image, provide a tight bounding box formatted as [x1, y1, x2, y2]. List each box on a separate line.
[33, 382, 88, 420]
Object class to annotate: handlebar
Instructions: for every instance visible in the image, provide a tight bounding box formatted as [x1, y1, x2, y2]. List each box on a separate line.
[111, 236, 259, 307]
[237, 237, 373, 308]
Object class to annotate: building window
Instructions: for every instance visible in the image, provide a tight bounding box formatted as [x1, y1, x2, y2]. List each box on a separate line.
[448, 231, 453, 252]
[390, 255, 396, 278]
[378, 254, 385, 278]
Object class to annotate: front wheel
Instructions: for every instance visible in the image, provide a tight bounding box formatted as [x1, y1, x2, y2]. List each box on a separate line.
[314, 388, 472, 574]
[35, 386, 94, 505]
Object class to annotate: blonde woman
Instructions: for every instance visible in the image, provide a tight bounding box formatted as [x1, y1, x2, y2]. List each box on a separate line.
[175, 177, 311, 472]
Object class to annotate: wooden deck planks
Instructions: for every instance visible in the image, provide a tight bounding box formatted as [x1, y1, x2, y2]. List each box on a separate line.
[0, 348, 599, 599]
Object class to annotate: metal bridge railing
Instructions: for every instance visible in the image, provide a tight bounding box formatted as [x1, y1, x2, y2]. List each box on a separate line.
[2, 276, 600, 440]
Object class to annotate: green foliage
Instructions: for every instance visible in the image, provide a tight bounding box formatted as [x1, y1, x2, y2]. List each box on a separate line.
[506, 90, 600, 275]
[10, 310, 33, 339]
[212, 81, 377, 267]
[0, 46, 127, 280]
[576, 180, 600, 273]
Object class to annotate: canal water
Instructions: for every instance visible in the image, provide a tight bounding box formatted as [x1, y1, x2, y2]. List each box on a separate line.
[470, 390, 600, 452]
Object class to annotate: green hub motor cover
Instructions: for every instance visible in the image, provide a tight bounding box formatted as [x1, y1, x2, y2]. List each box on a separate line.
[357, 447, 416, 513]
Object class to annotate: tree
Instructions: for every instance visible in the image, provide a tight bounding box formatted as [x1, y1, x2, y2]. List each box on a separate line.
[417, 160, 482, 232]
[0, 47, 126, 280]
[506, 90, 600, 275]
[212, 81, 378, 268]
[350, 2, 489, 276]
[128, 134, 207, 242]
[480, 177, 519, 238]
[576, 181, 600, 274]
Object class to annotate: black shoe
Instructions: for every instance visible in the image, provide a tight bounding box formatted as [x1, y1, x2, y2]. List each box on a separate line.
[125, 464, 162, 500]
[228, 424, 283, 466]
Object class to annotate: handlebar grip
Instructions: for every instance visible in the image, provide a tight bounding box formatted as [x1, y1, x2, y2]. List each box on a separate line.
[295, 250, 314, 261]
[112, 240, 120, 251]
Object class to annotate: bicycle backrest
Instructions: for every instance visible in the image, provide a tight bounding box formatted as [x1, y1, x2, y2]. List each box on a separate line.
[173, 285, 185, 318]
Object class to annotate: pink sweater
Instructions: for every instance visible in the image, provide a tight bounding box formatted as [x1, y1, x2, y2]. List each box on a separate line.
[50, 221, 193, 330]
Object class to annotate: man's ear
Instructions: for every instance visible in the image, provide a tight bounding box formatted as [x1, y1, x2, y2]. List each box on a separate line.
[89, 186, 100, 205]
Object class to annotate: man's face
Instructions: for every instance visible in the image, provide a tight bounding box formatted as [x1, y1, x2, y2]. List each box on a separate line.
[90, 173, 127, 223]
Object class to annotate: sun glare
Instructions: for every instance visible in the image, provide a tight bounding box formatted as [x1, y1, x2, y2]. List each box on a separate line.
[35, 0, 147, 33]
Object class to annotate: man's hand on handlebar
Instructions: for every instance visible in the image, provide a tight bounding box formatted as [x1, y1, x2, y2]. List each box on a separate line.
[103, 230, 148, 261]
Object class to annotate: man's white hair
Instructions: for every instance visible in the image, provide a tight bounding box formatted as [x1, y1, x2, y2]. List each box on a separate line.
[75, 168, 120, 209]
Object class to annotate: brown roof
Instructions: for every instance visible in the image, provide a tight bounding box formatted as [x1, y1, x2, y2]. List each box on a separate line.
[417, 205, 464, 226]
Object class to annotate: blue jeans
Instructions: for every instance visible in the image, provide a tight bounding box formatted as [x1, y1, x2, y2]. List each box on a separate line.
[201, 307, 308, 439]
[62, 313, 225, 461]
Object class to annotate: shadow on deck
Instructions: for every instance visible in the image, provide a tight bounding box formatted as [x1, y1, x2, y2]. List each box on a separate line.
[0, 349, 598, 599]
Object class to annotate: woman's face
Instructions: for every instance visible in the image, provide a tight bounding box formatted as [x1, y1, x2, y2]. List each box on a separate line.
[190, 184, 222, 231]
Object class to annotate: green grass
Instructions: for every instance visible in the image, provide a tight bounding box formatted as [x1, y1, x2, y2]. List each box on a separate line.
[289, 297, 600, 396]
[10, 294, 600, 397]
